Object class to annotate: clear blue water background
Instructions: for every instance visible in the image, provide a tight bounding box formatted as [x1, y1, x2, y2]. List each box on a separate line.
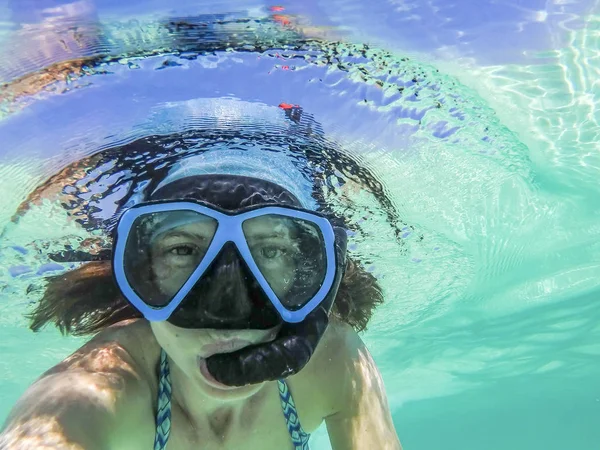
[1, 0, 599, 449]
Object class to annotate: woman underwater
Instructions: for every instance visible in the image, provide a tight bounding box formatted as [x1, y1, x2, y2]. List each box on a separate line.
[0, 101, 402, 450]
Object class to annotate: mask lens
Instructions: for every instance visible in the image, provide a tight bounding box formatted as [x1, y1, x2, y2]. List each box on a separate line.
[242, 214, 327, 311]
[123, 210, 218, 307]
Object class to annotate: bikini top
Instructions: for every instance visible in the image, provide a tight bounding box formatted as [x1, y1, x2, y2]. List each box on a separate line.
[154, 348, 311, 450]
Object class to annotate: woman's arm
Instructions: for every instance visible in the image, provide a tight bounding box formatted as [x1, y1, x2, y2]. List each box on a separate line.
[0, 332, 151, 450]
[324, 326, 402, 450]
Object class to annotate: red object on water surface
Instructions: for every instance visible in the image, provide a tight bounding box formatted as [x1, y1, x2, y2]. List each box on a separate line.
[278, 103, 303, 123]
[272, 14, 291, 26]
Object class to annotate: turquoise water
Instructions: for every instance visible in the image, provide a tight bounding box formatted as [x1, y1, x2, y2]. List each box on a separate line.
[1, 1, 599, 448]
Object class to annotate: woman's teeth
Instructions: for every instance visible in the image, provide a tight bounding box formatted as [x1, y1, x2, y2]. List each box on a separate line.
[200, 330, 278, 358]
[200, 339, 253, 358]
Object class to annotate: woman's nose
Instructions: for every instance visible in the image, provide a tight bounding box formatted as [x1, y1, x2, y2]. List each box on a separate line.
[200, 242, 253, 321]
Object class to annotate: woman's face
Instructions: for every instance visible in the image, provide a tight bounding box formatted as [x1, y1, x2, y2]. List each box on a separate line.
[147, 215, 293, 397]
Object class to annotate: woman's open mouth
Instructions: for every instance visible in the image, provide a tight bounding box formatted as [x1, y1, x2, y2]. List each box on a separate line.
[196, 330, 278, 389]
[197, 354, 244, 390]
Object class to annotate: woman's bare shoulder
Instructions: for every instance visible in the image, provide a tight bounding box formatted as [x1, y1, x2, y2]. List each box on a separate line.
[312, 320, 362, 367]
[41, 319, 158, 382]
[286, 321, 363, 425]
[1, 320, 158, 450]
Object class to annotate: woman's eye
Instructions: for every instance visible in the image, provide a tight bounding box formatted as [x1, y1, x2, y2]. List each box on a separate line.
[261, 246, 285, 259]
[169, 245, 197, 256]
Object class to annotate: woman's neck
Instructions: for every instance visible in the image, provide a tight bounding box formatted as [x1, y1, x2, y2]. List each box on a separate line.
[168, 354, 271, 436]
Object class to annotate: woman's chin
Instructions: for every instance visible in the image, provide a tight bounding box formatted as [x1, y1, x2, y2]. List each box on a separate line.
[194, 330, 278, 396]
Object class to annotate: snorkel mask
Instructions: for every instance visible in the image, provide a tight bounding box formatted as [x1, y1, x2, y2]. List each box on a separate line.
[112, 173, 347, 386]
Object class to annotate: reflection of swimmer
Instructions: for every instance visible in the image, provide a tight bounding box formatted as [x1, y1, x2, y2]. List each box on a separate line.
[1, 170, 402, 448]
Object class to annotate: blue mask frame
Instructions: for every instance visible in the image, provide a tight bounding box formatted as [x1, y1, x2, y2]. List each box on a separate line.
[112, 200, 340, 323]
